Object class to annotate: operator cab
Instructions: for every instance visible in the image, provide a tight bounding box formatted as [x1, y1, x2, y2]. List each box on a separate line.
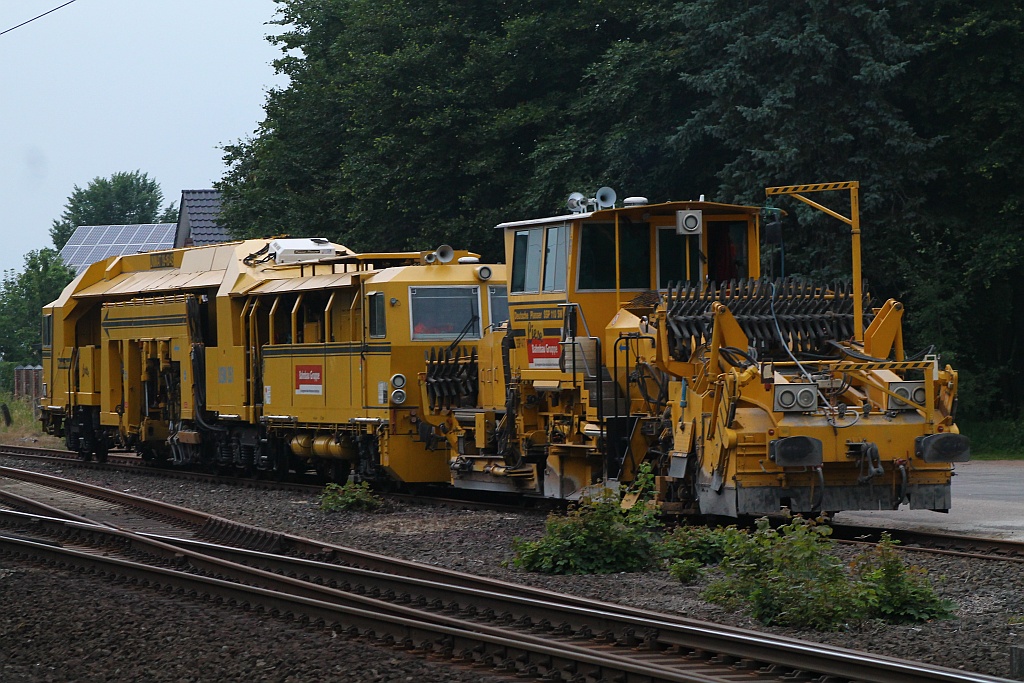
[499, 192, 762, 341]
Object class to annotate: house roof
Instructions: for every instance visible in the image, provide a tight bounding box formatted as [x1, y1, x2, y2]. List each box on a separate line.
[176, 189, 229, 247]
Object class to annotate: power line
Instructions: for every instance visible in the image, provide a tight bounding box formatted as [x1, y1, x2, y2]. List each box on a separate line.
[0, 0, 79, 38]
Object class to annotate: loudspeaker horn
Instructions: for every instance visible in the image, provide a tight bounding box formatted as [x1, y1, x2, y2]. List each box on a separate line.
[424, 252, 437, 263]
[434, 244, 454, 263]
[595, 186, 617, 209]
[567, 192, 586, 213]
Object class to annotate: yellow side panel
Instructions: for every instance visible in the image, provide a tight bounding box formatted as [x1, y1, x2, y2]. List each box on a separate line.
[206, 346, 248, 415]
[101, 299, 189, 341]
[262, 343, 337, 418]
[261, 348, 292, 415]
[100, 340, 123, 427]
[324, 347, 358, 420]
[380, 430, 450, 483]
[74, 346, 101, 405]
[291, 348, 327, 419]
[77, 346, 99, 394]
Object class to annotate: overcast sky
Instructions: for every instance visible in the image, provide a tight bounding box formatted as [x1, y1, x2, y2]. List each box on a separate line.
[0, 0, 286, 273]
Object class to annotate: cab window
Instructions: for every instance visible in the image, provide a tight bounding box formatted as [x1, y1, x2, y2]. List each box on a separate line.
[706, 221, 749, 282]
[368, 292, 386, 338]
[488, 285, 509, 326]
[42, 314, 53, 347]
[542, 224, 568, 292]
[411, 286, 481, 340]
[577, 222, 650, 290]
[657, 229, 702, 288]
[511, 229, 543, 293]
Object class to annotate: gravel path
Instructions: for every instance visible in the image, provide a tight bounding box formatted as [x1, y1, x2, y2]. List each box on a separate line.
[1, 455, 1022, 681]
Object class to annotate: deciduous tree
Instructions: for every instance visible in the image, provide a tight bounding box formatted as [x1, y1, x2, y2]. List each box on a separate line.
[50, 170, 177, 250]
[0, 249, 75, 364]
[218, 0, 641, 260]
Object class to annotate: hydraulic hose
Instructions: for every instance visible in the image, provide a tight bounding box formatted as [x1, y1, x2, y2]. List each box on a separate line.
[811, 466, 825, 512]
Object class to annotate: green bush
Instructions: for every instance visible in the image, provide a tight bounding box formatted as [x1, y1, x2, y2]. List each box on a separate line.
[511, 489, 661, 574]
[697, 518, 955, 630]
[511, 467, 662, 575]
[0, 364, 14, 394]
[703, 517, 865, 630]
[661, 524, 746, 565]
[668, 558, 703, 584]
[851, 533, 955, 622]
[319, 481, 383, 512]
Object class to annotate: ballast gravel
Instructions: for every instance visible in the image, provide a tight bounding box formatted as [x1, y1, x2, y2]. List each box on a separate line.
[1, 455, 1023, 681]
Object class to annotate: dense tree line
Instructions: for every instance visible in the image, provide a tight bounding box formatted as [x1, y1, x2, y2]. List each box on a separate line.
[217, 0, 1022, 417]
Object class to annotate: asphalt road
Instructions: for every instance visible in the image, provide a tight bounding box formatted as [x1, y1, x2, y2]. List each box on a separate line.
[833, 460, 1024, 540]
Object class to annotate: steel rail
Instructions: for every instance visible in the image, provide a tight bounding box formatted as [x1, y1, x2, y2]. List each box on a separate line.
[5, 458, 1024, 568]
[0, 525, 739, 683]
[0, 496, 1012, 683]
[136, 533, 1012, 683]
[0, 446, 545, 512]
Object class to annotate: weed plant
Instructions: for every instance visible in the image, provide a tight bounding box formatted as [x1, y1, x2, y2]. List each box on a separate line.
[675, 518, 954, 629]
[850, 532, 955, 622]
[702, 518, 863, 629]
[667, 558, 704, 584]
[511, 464, 662, 574]
[662, 523, 747, 586]
[319, 481, 383, 512]
[661, 523, 746, 565]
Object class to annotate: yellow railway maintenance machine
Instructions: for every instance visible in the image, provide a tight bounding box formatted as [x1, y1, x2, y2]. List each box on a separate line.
[438, 183, 968, 515]
[40, 237, 509, 485]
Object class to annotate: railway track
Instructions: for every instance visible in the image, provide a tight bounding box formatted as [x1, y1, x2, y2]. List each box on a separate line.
[0, 443, 544, 517]
[4, 443, 1024, 564]
[0, 465, 1015, 683]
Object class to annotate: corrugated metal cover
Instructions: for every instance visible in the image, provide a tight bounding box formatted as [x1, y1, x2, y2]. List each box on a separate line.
[248, 272, 355, 294]
[159, 272, 210, 289]
[188, 271, 226, 288]
[179, 247, 216, 272]
[210, 244, 237, 270]
[248, 278, 291, 294]
[74, 269, 225, 298]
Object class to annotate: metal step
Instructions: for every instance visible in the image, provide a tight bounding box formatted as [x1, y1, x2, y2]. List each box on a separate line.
[583, 376, 623, 419]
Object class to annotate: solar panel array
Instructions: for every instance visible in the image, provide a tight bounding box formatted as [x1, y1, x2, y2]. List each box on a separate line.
[59, 224, 177, 273]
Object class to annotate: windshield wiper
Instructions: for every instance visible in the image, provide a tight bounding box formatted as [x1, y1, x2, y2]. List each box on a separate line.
[447, 314, 480, 352]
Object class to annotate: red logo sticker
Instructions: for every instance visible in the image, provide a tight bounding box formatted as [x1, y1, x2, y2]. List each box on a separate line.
[527, 339, 561, 369]
[295, 364, 323, 395]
